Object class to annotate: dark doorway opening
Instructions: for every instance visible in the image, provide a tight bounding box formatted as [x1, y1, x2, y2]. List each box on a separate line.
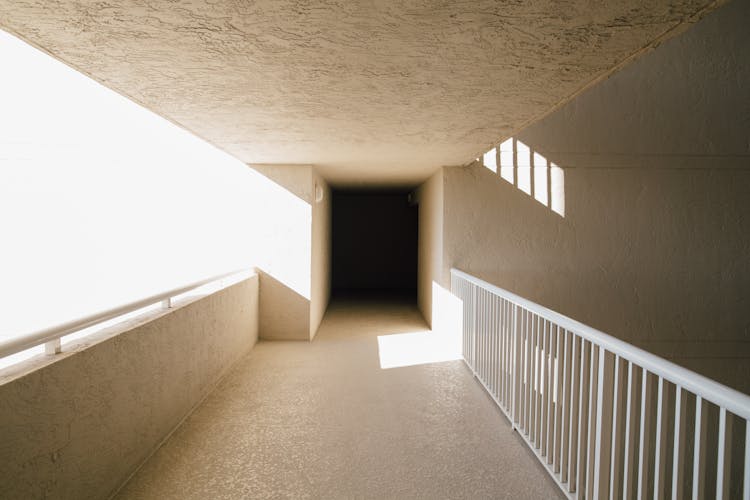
[331, 189, 418, 303]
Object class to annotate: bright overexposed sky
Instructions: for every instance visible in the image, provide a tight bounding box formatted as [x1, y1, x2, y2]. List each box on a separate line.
[0, 29, 310, 344]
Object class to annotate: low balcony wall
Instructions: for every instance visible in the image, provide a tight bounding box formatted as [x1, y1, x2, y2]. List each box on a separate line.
[0, 274, 259, 499]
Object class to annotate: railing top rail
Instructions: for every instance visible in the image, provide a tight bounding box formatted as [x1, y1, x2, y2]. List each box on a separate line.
[0, 269, 255, 359]
[451, 268, 750, 419]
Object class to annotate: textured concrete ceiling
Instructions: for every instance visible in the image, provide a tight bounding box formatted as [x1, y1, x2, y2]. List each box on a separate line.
[0, 1, 725, 186]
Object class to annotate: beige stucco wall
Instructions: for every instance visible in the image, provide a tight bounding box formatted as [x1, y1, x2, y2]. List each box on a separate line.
[256, 270, 310, 341]
[0, 275, 259, 500]
[0, 0, 725, 186]
[443, 1, 749, 393]
[250, 164, 332, 341]
[310, 171, 331, 339]
[250, 165, 313, 340]
[415, 169, 444, 328]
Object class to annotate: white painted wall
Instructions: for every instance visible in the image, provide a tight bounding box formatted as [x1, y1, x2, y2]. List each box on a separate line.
[441, 0, 750, 392]
[0, 275, 259, 500]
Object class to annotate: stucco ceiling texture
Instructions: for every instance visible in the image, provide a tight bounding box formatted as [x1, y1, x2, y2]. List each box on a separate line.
[0, 0, 724, 186]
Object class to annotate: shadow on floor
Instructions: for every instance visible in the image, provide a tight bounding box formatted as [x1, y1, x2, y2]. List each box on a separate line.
[318, 293, 425, 339]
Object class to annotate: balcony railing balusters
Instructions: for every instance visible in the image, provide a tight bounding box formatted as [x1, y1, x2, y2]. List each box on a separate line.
[451, 268, 750, 500]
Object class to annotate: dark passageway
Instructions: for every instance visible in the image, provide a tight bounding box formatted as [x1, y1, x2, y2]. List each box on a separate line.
[331, 189, 418, 302]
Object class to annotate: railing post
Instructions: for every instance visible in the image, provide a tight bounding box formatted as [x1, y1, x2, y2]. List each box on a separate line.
[693, 396, 706, 500]
[716, 407, 733, 500]
[593, 348, 614, 499]
[609, 355, 625, 500]
[567, 335, 580, 493]
[654, 376, 668, 499]
[45, 338, 61, 355]
[622, 362, 637, 500]
[638, 371, 654, 500]
[671, 385, 686, 500]
[511, 303, 518, 430]
[743, 422, 749, 500]
[471, 284, 477, 376]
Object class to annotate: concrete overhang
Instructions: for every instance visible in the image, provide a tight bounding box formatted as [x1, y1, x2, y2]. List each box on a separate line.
[0, 0, 728, 186]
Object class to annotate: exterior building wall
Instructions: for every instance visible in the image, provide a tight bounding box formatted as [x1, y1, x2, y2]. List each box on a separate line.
[251, 164, 331, 340]
[439, 0, 750, 392]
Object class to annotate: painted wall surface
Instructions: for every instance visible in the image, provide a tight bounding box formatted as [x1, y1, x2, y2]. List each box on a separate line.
[251, 164, 333, 341]
[256, 270, 310, 341]
[415, 169, 444, 327]
[443, 0, 750, 393]
[310, 171, 331, 339]
[250, 165, 313, 340]
[0, 275, 259, 500]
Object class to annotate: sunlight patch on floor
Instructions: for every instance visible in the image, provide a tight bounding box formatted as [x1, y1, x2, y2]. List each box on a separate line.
[376, 330, 462, 369]
[377, 282, 464, 369]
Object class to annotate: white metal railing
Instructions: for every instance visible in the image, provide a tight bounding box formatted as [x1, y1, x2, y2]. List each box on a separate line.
[0, 269, 252, 360]
[451, 268, 750, 500]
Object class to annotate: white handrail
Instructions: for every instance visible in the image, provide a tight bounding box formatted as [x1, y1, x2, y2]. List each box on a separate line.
[0, 269, 253, 359]
[451, 268, 750, 419]
[452, 268, 750, 500]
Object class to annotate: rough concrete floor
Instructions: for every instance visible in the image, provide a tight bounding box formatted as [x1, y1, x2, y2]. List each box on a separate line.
[116, 299, 564, 499]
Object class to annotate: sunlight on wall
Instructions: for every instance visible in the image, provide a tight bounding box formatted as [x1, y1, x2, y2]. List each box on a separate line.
[482, 148, 497, 173]
[0, 30, 309, 353]
[499, 139, 515, 184]
[516, 141, 532, 195]
[533, 152, 548, 206]
[519, 338, 560, 402]
[483, 138, 565, 217]
[550, 164, 565, 217]
[376, 282, 462, 369]
[431, 281, 463, 340]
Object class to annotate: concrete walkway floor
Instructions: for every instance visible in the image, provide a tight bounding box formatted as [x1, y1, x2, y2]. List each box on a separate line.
[116, 299, 564, 499]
